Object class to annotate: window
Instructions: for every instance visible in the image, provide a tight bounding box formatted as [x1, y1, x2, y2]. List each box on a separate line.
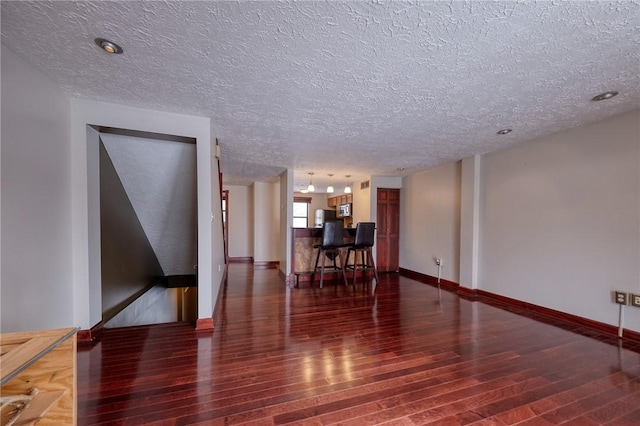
[293, 197, 311, 228]
[293, 202, 308, 228]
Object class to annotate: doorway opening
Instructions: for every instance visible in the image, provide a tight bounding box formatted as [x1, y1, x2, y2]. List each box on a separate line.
[96, 126, 198, 328]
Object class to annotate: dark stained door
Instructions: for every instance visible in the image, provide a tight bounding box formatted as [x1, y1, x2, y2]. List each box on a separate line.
[376, 188, 400, 272]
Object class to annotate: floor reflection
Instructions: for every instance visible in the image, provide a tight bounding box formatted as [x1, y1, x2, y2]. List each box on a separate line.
[77, 263, 640, 425]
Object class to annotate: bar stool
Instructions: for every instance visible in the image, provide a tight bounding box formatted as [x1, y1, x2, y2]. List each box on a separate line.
[311, 221, 348, 288]
[344, 222, 379, 285]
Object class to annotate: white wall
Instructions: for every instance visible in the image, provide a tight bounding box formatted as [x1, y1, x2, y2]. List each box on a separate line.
[224, 185, 253, 258]
[400, 163, 461, 283]
[352, 181, 371, 224]
[459, 156, 481, 289]
[480, 110, 640, 331]
[280, 170, 294, 276]
[271, 183, 282, 260]
[254, 181, 280, 262]
[70, 99, 223, 329]
[1, 45, 73, 332]
[399, 111, 639, 332]
[209, 121, 226, 318]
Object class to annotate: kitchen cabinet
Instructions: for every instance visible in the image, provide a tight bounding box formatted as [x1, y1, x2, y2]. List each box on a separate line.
[327, 194, 352, 208]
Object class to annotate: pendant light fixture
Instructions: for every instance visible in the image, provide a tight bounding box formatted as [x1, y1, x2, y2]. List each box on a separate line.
[326, 174, 334, 193]
[344, 175, 352, 194]
[307, 173, 315, 192]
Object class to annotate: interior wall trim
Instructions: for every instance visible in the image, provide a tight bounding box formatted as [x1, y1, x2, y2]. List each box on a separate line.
[399, 268, 640, 344]
[474, 289, 640, 343]
[228, 257, 254, 264]
[398, 267, 458, 291]
[254, 261, 280, 270]
[77, 320, 104, 344]
[195, 318, 213, 330]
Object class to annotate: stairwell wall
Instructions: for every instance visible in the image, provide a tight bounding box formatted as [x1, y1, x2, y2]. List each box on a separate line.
[70, 99, 221, 330]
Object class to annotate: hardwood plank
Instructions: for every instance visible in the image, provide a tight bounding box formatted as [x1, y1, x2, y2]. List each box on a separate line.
[77, 265, 640, 425]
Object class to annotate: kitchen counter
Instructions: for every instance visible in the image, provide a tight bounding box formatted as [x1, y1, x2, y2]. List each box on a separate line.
[291, 227, 356, 286]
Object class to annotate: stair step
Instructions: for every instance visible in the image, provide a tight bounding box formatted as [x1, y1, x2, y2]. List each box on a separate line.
[162, 274, 197, 288]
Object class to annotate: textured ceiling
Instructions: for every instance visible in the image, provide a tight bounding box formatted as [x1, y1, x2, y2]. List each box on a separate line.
[2, 1, 639, 191]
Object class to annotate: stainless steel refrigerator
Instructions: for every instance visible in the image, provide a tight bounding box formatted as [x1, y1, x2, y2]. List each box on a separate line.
[314, 209, 337, 227]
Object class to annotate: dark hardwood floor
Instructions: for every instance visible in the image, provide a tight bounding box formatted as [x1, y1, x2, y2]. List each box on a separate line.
[78, 264, 640, 425]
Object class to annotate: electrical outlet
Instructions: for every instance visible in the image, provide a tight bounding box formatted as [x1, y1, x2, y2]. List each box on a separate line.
[435, 258, 442, 266]
[630, 293, 640, 307]
[614, 291, 628, 305]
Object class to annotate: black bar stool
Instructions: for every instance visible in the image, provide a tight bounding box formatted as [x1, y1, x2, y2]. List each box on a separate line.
[311, 221, 348, 288]
[345, 222, 379, 285]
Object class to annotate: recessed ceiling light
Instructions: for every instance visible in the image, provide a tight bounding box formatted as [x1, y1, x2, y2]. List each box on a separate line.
[95, 38, 123, 54]
[592, 91, 618, 101]
[397, 167, 405, 172]
[497, 128, 512, 135]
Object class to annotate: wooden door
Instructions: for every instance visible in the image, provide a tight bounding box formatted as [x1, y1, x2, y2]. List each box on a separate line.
[376, 188, 400, 272]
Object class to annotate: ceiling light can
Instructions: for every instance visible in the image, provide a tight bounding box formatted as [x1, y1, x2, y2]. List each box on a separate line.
[592, 91, 618, 101]
[95, 38, 123, 54]
[497, 128, 512, 135]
